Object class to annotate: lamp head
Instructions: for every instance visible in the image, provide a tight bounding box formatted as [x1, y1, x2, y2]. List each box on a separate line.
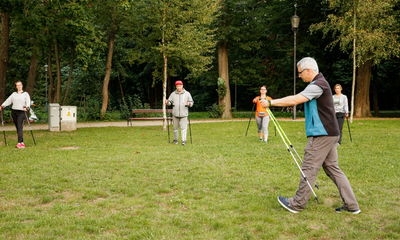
[291, 14, 300, 30]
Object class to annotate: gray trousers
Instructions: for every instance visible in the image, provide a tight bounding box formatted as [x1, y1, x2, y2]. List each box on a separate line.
[289, 135, 359, 211]
[255, 115, 269, 134]
[173, 116, 188, 141]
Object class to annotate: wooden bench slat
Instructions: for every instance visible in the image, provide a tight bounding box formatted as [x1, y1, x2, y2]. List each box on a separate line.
[129, 117, 171, 120]
[131, 109, 172, 113]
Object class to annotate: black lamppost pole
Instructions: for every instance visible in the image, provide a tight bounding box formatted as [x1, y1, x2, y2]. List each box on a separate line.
[44, 65, 48, 112]
[291, 5, 300, 120]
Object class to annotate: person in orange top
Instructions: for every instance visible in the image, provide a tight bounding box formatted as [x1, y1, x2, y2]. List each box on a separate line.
[252, 85, 273, 143]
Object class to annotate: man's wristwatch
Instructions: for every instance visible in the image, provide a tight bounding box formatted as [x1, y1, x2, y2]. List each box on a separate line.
[268, 99, 272, 107]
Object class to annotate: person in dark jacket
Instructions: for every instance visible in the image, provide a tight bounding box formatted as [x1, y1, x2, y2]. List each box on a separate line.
[165, 80, 194, 145]
[261, 57, 360, 214]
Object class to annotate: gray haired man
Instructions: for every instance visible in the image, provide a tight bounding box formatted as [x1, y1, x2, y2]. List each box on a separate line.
[261, 57, 360, 214]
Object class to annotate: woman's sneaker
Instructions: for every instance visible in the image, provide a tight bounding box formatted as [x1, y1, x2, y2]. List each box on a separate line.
[15, 143, 23, 148]
[21, 143, 26, 148]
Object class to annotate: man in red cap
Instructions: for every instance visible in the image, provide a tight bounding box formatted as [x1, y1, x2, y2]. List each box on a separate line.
[165, 80, 194, 145]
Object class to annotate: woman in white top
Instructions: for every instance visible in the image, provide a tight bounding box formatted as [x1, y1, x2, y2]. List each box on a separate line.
[0, 81, 31, 148]
[332, 84, 348, 145]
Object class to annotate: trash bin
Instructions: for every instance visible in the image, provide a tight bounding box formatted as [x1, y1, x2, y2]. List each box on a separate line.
[48, 103, 60, 131]
[60, 106, 77, 131]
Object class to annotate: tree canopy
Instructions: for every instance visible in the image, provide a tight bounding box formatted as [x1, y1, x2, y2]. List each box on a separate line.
[1, 0, 399, 119]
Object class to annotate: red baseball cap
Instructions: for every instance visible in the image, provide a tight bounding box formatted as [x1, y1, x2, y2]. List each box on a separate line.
[175, 80, 183, 86]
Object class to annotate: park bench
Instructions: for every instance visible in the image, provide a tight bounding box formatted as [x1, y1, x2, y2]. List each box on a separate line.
[127, 109, 172, 127]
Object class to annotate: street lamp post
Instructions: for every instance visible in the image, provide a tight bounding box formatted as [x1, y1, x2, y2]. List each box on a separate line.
[291, 8, 300, 120]
[44, 65, 48, 112]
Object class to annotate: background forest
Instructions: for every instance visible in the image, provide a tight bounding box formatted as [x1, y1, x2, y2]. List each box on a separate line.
[1, 0, 399, 121]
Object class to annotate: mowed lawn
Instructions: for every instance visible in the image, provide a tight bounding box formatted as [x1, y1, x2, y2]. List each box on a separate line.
[0, 119, 399, 239]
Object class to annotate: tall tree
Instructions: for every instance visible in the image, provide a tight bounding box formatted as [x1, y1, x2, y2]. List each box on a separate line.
[215, 0, 232, 118]
[129, 0, 219, 127]
[213, 0, 275, 117]
[90, 0, 130, 118]
[217, 40, 231, 118]
[0, 12, 10, 103]
[13, 0, 105, 105]
[310, 0, 400, 117]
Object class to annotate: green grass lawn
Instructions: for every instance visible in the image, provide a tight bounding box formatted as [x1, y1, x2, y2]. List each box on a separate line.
[1, 119, 399, 239]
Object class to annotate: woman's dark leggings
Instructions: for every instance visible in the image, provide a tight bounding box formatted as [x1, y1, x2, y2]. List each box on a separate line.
[336, 112, 345, 144]
[12, 110, 26, 143]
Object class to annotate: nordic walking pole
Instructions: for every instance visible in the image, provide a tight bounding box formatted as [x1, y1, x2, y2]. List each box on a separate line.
[267, 108, 319, 202]
[1, 109, 6, 146]
[187, 104, 192, 144]
[24, 109, 36, 146]
[346, 116, 352, 142]
[188, 113, 192, 144]
[166, 104, 170, 143]
[245, 103, 255, 136]
[267, 108, 319, 189]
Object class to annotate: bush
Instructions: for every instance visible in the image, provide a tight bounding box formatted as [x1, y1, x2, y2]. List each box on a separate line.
[77, 95, 102, 121]
[206, 103, 224, 118]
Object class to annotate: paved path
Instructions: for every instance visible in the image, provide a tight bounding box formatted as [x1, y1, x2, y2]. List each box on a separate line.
[3, 117, 391, 132]
[1, 119, 257, 132]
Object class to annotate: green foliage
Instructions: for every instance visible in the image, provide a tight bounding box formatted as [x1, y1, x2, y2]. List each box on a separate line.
[31, 107, 48, 123]
[216, 77, 227, 98]
[310, 0, 400, 66]
[77, 95, 101, 121]
[206, 103, 224, 118]
[128, 0, 220, 82]
[2, 0, 400, 123]
[118, 94, 153, 119]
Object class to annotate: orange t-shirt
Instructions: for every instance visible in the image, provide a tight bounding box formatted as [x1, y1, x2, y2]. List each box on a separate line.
[252, 96, 272, 117]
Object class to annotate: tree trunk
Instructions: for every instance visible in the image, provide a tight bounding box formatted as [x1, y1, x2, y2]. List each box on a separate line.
[0, 12, 10, 103]
[26, 43, 40, 98]
[47, 47, 55, 103]
[62, 47, 74, 105]
[355, 60, 372, 117]
[53, 39, 62, 103]
[100, 25, 116, 118]
[217, 40, 232, 118]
